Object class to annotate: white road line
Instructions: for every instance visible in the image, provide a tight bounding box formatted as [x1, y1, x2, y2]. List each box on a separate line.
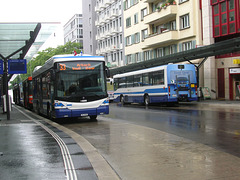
[14, 106, 78, 180]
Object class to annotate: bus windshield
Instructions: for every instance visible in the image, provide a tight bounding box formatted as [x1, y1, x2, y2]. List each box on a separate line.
[56, 61, 107, 102]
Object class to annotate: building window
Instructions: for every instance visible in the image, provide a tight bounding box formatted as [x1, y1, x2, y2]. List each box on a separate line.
[126, 36, 131, 46]
[126, 17, 131, 28]
[141, 29, 148, 41]
[212, 0, 237, 37]
[180, 14, 190, 29]
[127, 54, 132, 64]
[135, 53, 140, 62]
[144, 51, 150, 61]
[141, 8, 147, 21]
[134, 13, 138, 24]
[135, 32, 140, 43]
[182, 41, 192, 51]
[156, 48, 164, 57]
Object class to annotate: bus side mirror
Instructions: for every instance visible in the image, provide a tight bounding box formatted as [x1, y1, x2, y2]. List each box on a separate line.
[50, 69, 56, 81]
[105, 66, 110, 78]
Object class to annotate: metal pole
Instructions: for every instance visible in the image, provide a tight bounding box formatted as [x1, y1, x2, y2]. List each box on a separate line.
[3, 58, 10, 120]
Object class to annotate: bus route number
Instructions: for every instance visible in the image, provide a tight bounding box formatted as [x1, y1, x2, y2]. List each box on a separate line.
[59, 64, 66, 71]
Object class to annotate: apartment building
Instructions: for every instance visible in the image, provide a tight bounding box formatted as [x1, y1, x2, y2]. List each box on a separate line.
[82, 0, 97, 55]
[123, 0, 240, 100]
[64, 14, 83, 45]
[124, 0, 202, 64]
[95, 0, 125, 67]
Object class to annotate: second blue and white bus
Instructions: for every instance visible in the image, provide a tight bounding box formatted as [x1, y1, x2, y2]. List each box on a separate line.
[32, 54, 109, 120]
[113, 64, 198, 105]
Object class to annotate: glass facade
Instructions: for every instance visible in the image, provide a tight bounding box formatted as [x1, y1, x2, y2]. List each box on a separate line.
[211, 0, 239, 37]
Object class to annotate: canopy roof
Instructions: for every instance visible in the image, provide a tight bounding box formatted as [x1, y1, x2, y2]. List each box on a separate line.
[0, 22, 60, 61]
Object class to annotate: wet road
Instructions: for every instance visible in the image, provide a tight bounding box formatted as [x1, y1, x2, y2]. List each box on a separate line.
[63, 102, 240, 180]
[106, 103, 240, 157]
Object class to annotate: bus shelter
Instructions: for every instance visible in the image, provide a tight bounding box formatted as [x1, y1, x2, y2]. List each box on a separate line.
[0, 22, 60, 120]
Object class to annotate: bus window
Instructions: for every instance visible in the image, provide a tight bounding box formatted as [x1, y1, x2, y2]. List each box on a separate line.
[126, 76, 133, 87]
[151, 70, 164, 85]
[114, 78, 119, 90]
[143, 73, 149, 86]
[119, 77, 126, 88]
[134, 74, 143, 87]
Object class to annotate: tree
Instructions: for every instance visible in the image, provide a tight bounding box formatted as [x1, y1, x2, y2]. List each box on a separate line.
[10, 42, 82, 88]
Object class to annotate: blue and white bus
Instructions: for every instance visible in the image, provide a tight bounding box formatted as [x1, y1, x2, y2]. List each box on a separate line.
[32, 54, 109, 120]
[113, 64, 198, 105]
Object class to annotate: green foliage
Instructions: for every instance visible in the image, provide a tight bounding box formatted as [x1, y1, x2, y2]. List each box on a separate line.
[10, 42, 82, 88]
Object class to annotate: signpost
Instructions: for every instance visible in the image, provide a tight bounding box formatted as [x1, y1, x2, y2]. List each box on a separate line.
[0, 59, 27, 120]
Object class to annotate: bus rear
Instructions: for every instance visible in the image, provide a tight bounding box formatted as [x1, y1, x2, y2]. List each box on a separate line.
[167, 64, 198, 102]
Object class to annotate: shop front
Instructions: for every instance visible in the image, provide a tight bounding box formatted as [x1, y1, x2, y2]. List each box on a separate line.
[229, 68, 240, 100]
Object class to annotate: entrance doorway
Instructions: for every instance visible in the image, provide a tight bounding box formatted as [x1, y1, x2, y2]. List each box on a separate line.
[218, 68, 225, 99]
[234, 81, 240, 100]
[229, 70, 240, 100]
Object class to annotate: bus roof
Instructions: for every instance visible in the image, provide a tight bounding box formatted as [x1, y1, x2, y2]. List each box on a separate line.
[113, 65, 168, 78]
[32, 54, 105, 78]
[113, 64, 194, 79]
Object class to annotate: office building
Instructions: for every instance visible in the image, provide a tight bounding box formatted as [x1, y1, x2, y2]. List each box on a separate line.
[64, 14, 83, 45]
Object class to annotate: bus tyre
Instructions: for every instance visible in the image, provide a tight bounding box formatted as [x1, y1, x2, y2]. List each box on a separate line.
[144, 95, 150, 106]
[90, 115, 97, 121]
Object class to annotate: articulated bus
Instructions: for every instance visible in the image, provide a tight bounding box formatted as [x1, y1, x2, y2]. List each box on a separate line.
[113, 64, 198, 105]
[32, 54, 109, 120]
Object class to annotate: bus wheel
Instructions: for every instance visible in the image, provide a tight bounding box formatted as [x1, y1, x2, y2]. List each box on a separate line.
[90, 115, 97, 121]
[144, 95, 150, 106]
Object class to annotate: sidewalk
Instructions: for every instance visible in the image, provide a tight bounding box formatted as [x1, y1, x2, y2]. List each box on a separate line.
[0, 106, 67, 180]
[194, 99, 240, 109]
[0, 105, 99, 180]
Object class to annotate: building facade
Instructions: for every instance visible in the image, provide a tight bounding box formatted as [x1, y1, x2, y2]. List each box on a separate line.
[200, 0, 240, 100]
[64, 14, 83, 45]
[123, 0, 202, 65]
[82, 0, 97, 55]
[122, 0, 240, 100]
[95, 0, 125, 67]
[208, 0, 240, 100]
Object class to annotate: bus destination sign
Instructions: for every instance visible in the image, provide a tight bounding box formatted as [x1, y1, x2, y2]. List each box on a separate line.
[59, 63, 95, 71]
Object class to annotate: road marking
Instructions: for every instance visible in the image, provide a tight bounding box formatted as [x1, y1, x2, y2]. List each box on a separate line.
[14, 106, 78, 180]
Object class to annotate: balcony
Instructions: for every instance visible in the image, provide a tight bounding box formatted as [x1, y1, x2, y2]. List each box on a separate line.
[105, 0, 112, 5]
[142, 30, 179, 49]
[95, 6, 100, 12]
[144, 0, 158, 2]
[111, 44, 120, 51]
[110, 27, 120, 35]
[144, 5, 177, 25]
[95, 20, 100, 26]
[99, 2, 107, 9]
[110, 9, 119, 19]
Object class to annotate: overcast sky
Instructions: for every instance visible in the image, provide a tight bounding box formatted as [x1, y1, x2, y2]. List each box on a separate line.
[0, 0, 83, 49]
[0, 0, 82, 24]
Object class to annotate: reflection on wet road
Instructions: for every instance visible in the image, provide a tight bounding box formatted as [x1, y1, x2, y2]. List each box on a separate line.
[107, 103, 240, 157]
[63, 103, 240, 180]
